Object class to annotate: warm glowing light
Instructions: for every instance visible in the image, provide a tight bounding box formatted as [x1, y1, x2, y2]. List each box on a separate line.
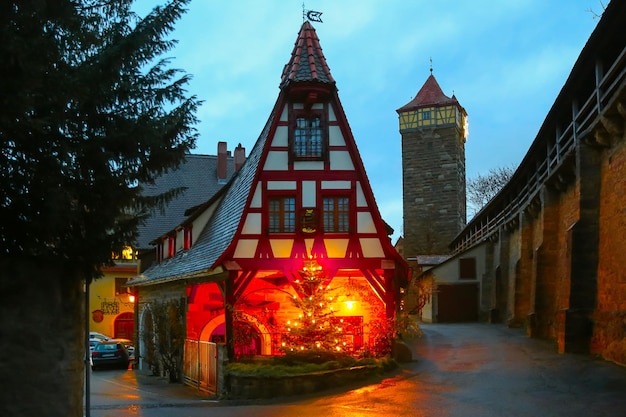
[345, 300, 355, 309]
[128, 294, 136, 303]
[335, 346, 341, 351]
[300, 346, 305, 350]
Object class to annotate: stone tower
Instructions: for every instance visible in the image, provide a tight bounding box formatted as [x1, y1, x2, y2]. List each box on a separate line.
[397, 73, 467, 257]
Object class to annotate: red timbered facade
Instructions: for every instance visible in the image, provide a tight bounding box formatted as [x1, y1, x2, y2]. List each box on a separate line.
[130, 21, 408, 361]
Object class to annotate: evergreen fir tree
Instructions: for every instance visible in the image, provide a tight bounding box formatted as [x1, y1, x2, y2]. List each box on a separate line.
[0, 2, 198, 415]
[281, 261, 352, 354]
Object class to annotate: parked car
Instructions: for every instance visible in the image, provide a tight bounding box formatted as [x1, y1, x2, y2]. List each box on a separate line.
[108, 338, 135, 361]
[89, 337, 102, 353]
[89, 332, 110, 341]
[91, 340, 130, 370]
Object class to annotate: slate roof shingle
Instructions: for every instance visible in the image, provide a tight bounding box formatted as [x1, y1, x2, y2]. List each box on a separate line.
[135, 154, 236, 250]
[130, 115, 273, 285]
[280, 21, 335, 87]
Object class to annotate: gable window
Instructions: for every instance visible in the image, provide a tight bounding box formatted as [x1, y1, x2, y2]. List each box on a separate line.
[295, 116, 322, 157]
[290, 109, 326, 161]
[269, 196, 296, 233]
[323, 196, 350, 233]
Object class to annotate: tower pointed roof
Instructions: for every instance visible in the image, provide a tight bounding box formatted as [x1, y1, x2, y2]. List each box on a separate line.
[397, 73, 460, 113]
[280, 21, 335, 88]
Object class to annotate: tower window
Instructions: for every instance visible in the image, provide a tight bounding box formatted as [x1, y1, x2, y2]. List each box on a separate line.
[269, 196, 296, 233]
[323, 196, 350, 233]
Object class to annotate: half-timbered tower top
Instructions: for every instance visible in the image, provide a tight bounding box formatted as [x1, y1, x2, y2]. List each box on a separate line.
[397, 74, 462, 112]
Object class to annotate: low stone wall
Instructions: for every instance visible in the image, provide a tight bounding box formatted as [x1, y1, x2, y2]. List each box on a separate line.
[225, 365, 379, 399]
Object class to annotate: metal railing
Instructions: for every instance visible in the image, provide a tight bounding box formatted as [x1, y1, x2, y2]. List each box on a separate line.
[453, 45, 626, 254]
[184, 339, 218, 394]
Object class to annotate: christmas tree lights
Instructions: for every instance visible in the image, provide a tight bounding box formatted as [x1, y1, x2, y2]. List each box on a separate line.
[279, 259, 353, 354]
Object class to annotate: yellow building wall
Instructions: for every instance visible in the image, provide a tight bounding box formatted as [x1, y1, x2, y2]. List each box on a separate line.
[89, 264, 136, 338]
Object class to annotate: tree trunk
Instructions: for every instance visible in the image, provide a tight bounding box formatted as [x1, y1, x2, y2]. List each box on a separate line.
[0, 259, 84, 417]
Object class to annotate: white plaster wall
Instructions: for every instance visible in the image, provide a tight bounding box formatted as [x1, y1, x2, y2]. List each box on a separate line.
[264, 151, 288, 170]
[330, 151, 354, 170]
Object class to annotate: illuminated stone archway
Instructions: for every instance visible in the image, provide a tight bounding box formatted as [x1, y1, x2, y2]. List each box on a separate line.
[137, 305, 153, 370]
[199, 313, 272, 355]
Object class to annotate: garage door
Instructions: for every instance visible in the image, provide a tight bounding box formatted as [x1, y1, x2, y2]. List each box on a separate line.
[437, 283, 479, 322]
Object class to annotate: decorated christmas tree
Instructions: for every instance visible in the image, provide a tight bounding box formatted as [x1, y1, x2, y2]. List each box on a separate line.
[280, 259, 352, 354]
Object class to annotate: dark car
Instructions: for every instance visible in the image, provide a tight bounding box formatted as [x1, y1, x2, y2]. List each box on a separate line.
[91, 340, 130, 370]
[108, 338, 135, 362]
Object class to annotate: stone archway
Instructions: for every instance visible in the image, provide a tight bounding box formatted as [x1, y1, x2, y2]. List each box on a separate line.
[138, 306, 154, 371]
[199, 313, 272, 355]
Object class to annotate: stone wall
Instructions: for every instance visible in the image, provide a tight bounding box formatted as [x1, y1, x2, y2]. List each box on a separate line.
[225, 365, 380, 400]
[401, 126, 465, 256]
[594, 114, 626, 361]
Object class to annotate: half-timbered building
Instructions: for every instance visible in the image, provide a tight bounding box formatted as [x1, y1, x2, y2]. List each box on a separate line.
[128, 20, 409, 387]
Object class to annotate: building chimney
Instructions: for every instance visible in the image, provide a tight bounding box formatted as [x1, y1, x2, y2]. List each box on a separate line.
[234, 143, 246, 172]
[217, 141, 227, 182]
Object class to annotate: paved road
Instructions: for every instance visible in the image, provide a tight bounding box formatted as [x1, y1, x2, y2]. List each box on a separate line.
[87, 323, 626, 417]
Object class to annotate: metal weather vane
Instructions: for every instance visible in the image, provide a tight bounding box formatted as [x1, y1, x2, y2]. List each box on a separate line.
[302, 2, 323, 23]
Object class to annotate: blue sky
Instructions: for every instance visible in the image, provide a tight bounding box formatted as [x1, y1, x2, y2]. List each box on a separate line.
[136, 0, 602, 241]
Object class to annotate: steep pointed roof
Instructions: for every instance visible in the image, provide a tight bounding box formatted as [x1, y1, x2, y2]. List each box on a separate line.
[397, 73, 460, 113]
[131, 21, 407, 286]
[280, 21, 335, 87]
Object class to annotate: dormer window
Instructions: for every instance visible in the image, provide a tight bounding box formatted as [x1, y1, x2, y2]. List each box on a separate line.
[167, 235, 176, 258]
[183, 226, 193, 250]
[290, 109, 326, 161]
[156, 241, 164, 263]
